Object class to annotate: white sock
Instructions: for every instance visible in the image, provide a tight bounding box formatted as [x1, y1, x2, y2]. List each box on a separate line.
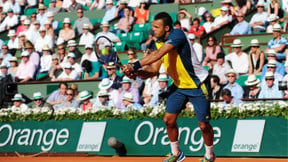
[205, 144, 214, 159]
[170, 141, 180, 156]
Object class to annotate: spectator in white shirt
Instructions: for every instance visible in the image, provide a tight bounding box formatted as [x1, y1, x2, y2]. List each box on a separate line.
[89, 0, 105, 10]
[52, 63, 79, 81]
[212, 52, 232, 85]
[225, 39, 249, 75]
[66, 52, 82, 75]
[4, 0, 20, 15]
[95, 22, 120, 44]
[79, 24, 94, 46]
[80, 44, 98, 64]
[249, 2, 268, 33]
[35, 26, 53, 53]
[0, 9, 18, 32]
[7, 29, 19, 50]
[203, 13, 214, 34]
[187, 33, 203, 63]
[11, 94, 28, 112]
[36, 4, 48, 27]
[101, 0, 117, 22]
[23, 19, 39, 44]
[39, 45, 52, 73]
[266, 14, 280, 33]
[178, 8, 192, 31]
[212, 6, 232, 30]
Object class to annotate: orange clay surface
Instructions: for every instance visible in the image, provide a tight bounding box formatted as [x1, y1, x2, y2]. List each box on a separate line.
[0, 157, 287, 162]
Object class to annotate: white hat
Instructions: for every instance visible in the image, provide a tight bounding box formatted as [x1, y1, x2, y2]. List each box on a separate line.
[63, 17, 71, 24]
[140, 0, 147, 3]
[19, 32, 25, 37]
[231, 39, 242, 47]
[44, 20, 51, 25]
[21, 51, 29, 57]
[42, 44, 50, 51]
[265, 71, 274, 79]
[266, 49, 277, 56]
[56, 37, 65, 46]
[267, 59, 277, 68]
[39, 26, 46, 31]
[33, 92, 43, 100]
[38, 4, 46, 10]
[67, 40, 77, 47]
[20, 15, 27, 21]
[198, 7, 206, 16]
[79, 90, 92, 101]
[97, 90, 109, 97]
[256, 2, 264, 7]
[220, 6, 228, 11]
[63, 63, 73, 69]
[106, 0, 113, 4]
[272, 23, 281, 32]
[7, 30, 16, 37]
[101, 21, 110, 27]
[119, 0, 128, 4]
[121, 76, 131, 83]
[52, 54, 60, 60]
[250, 39, 259, 46]
[187, 33, 195, 40]
[24, 19, 30, 25]
[268, 14, 279, 22]
[47, 11, 54, 17]
[225, 69, 238, 79]
[34, 20, 40, 25]
[98, 78, 113, 90]
[83, 23, 89, 29]
[158, 74, 169, 82]
[67, 52, 76, 58]
[245, 75, 260, 86]
[107, 62, 116, 69]
[0, 63, 8, 68]
[12, 93, 24, 101]
[221, 0, 233, 4]
[85, 44, 93, 49]
[9, 56, 17, 62]
[122, 92, 134, 102]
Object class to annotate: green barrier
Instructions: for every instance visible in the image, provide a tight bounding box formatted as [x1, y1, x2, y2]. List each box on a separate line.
[0, 117, 287, 157]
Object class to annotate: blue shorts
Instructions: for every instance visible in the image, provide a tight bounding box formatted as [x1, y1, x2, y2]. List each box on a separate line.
[166, 78, 211, 122]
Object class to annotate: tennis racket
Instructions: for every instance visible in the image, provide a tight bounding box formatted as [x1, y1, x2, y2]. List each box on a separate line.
[94, 35, 123, 68]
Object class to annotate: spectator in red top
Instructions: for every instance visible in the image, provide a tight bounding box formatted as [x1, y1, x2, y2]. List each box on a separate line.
[189, 18, 205, 39]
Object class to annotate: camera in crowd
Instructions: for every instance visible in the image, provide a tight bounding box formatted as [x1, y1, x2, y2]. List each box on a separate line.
[279, 81, 288, 91]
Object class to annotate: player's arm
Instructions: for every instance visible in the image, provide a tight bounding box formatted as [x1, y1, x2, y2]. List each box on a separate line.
[136, 59, 163, 79]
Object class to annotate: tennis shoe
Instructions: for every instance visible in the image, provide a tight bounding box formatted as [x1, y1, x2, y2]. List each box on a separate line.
[201, 153, 216, 162]
[163, 151, 185, 162]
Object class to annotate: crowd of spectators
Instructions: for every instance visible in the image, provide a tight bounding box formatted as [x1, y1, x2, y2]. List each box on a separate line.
[0, 0, 288, 111]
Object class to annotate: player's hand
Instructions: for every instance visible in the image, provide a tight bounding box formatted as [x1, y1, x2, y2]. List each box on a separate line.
[123, 64, 136, 79]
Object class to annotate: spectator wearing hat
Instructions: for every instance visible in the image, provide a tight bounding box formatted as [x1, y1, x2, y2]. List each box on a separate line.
[203, 13, 214, 34]
[31, 92, 53, 110]
[115, 7, 134, 33]
[39, 45, 52, 73]
[243, 74, 261, 99]
[211, 6, 232, 30]
[212, 52, 231, 85]
[66, 40, 82, 60]
[97, 78, 119, 105]
[220, 0, 235, 16]
[16, 15, 26, 34]
[149, 74, 170, 106]
[80, 44, 98, 64]
[187, 33, 203, 63]
[93, 90, 114, 109]
[106, 62, 122, 90]
[35, 26, 53, 53]
[117, 76, 140, 109]
[223, 69, 244, 99]
[0, 45, 12, 67]
[209, 75, 223, 100]
[79, 90, 94, 111]
[36, 4, 47, 26]
[68, 0, 83, 12]
[266, 24, 287, 60]
[249, 2, 268, 33]
[46, 11, 59, 31]
[24, 40, 40, 69]
[15, 51, 36, 83]
[59, 18, 75, 42]
[259, 71, 283, 98]
[0, 62, 13, 81]
[202, 36, 221, 67]
[102, 0, 117, 22]
[56, 88, 79, 109]
[115, 0, 133, 18]
[225, 39, 249, 75]
[49, 54, 62, 79]
[189, 18, 205, 39]
[267, 14, 280, 33]
[22, 19, 36, 44]
[7, 30, 19, 50]
[8, 56, 18, 78]
[66, 52, 82, 74]
[221, 89, 243, 109]
[261, 49, 285, 79]
[52, 62, 79, 81]
[133, 0, 149, 24]
[89, 0, 105, 10]
[95, 22, 120, 44]
[178, 8, 192, 31]
[248, 39, 265, 74]
[79, 24, 94, 46]
[122, 92, 142, 110]
[11, 93, 28, 112]
[47, 82, 68, 107]
[226, 12, 251, 35]
[262, 59, 283, 83]
[48, 0, 60, 14]
[43, 20, 54, 39]
[5, 0, 20, 15]
[0, 9, 18, 32]
[73, 8, 92, 36]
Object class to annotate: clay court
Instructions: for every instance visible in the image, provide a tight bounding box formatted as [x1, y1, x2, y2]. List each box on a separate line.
[0, 156, 287, 162]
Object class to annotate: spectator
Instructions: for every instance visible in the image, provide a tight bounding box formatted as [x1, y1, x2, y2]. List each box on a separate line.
[59, 18, 75, 42]
[115, 0, 133, 18]
[202, 36, 222, 67]
[211, 6, 232, 30]
[79, 90, 94, 111]
[127, 47, 139, 63]
[46, 12, 59, 31]
[62, 0, 72, 11]
[141, 29, 156, 50]
[115, 7, 134, 33]
[80, 44, 98, 64]
[209, 75, 223, 100]
[187, 33, 203, 63]
[203, 13, 214, 34]
[142, 75, 159, 105]
[227, 12, 251, 35]
[23, 19, 39, 44]
[106, 62, 122, 90]
[134, 0, 149, 24]
[24, 0, 37, 9]
[81, 59, 108, 80]
[69, 83, 80, 102]
[56, 39, 68, 63]
[79, 24, 94, 46]
[266, 24, 287, 61]
[93, 90, 114, 109]
[29, 13, 37, 29]
[178, 8, 191, 31]
[49, 54, 62, 79]
[7, 30, 19, 50]
[262, 59, 283, 83]
[234, 0, 250, 16]
[226, 39, 249, 75]
[74, 8, 92, 36]
[16, 15, 27, 34]
[44, 21, 55, 41]
[6, 0, 20, 15]
[223, 69, 244, 99]
[249, 2, 268, 33]
[197, 7, 208, 23]
[67, 40, 82, 60]
[220, 0, 235, 16]
[67, 52, 82, 75]
[31, 92, 53, 110]
[39, 45, 52, 74]
[89, 0, 105, 10]
[101, 0, 117, 22]
[122, 92, 142, 110]
[36, 4, 48, 26]
[248, 39, 265, 74]
[8, 57, 18, 78]
[52, 63, 79, 81]
[98, 78, 119, 106]
[268, 0, 284, 19]
[56, 88, 80, 109]
[15, 51, 36, 83]
[11, 93, 28, 112]
[0, 45, 12, 67]
[68, 0, 82, 12]
[244, 74, 261, 99]
[212, 52, 231, 85]
[24, 41, 40, 69]
[0, 9, 18, 32]
[221, 89, 243, 109]
[117, 76, 140, 109]
[95, 22, 121, 44]
[47, 82, 68, 108]
[35, 26, 53, 53]
[0, 63, 13, 81]
[189, 18, 205, 39]
[261, 49, 285, 79]
[259, 71, 283, 98]
[48, 0, 60, 13]
[149, 74, 169, 106]
[266, 14, 280, 33]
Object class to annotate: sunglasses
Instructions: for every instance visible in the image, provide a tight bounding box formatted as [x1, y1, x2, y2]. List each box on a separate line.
[66, 93, 73, 96]
[127, 53, 135, 55]
[34, 99, 42, 101]
[227, 75, 235, 78]
[265, 78, 274, 81]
